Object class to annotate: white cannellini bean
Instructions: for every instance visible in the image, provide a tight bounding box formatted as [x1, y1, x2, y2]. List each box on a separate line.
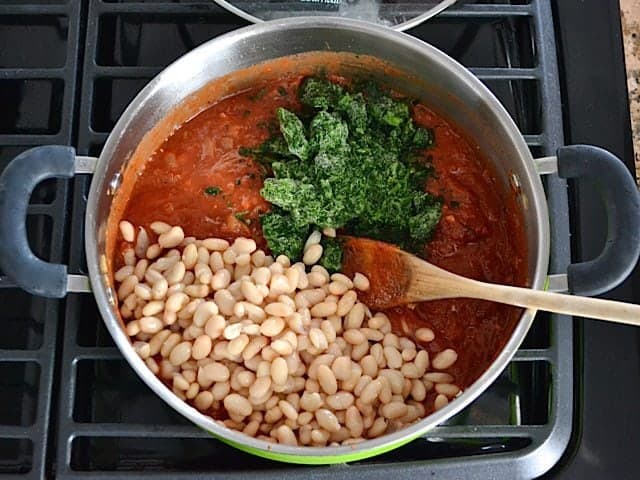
[115, 265, 134, 283]
[157, 226, 184, 249]
[169, 341, 192, 365]
[304, 231, 322, 252]
[204, 315, 226, 339]
[139, 316, 163, 334]
[123, 248, 136, 266]
[202, 238, 229, 251]
[135, 227, 149, 258]
[352, 273, 370, 291]
[269, 273, 290, 296]
[150, 221, 172, 234]
[224, 393, 252, 417]
[315, 409, 340, 433]
[271, 357, 288, 385]
[165, 292, 188, 312]
[223, 322, 243, 340]
[303, 244, 323, 266]
[142, 300, 164, 317]
[337, 291, 357, 316]
[119, 220, 135, 242]
[209, 251, 224, 272]
[264, 302, 293, 317]
[146, 244, 162, 260]
[165, 261, 186, 285]
[322, 227, 336, 238]
[416, 327, 435, 343]
[260, 317, 284, 337]
[116, 221, 451, 445]
[232, 237, 257, 255]
[240, 280, 263, 305]
[192, 335, 212, 359]
[432, 349, 458, 370]
[133, 341, 150, 359]
[214, 289, 235, 316]
[228, 334, 250, 356]
[118, 275, 138, 300]
[134, 259, 148, 280]
[151, 278, 168, 300]
[434, 393, 449, 410]
[251, 267, 270, 285]
[211, 269, 231, 290]
[193, 301, 218, 327]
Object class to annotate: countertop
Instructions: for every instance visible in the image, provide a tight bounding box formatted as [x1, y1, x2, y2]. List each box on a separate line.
[621, 0, 640, 183]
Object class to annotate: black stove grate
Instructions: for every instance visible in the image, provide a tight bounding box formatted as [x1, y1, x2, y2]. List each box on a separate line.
[0, 2, 82, 479]
[0, 1, 573, 479]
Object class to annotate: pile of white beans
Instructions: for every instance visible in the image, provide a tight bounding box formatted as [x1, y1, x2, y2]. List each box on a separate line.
[115, 220, 460, 447]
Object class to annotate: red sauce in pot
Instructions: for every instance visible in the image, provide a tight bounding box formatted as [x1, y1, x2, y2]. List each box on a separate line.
[119, 75, 527, 392]
[388, 105, 527, 390]
[121, 77, 306, 247]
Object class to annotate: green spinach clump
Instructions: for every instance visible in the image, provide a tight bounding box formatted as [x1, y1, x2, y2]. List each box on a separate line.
[243, 78, 442, 270]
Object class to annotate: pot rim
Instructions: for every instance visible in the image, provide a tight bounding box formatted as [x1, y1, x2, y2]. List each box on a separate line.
[86, 16, 550, 462]
[210, 0, 459, 32]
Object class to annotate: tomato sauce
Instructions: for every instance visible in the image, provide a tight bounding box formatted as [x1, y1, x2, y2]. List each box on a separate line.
[397, 105, 527, 389]
[119, 75, 527, 394]
[121, 77, 305, 248]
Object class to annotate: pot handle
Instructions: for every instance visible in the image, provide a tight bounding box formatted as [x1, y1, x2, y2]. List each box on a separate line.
[0, 145, 93, 298]
[556, 144, 640, 296]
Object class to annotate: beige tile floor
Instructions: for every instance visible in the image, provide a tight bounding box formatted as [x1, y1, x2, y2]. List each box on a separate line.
[621, 0, 640, 183]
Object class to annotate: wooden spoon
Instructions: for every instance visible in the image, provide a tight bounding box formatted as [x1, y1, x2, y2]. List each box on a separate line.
[341, 236, 640, 325]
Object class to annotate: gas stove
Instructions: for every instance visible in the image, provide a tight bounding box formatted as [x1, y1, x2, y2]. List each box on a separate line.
[0, 1, 637, 479]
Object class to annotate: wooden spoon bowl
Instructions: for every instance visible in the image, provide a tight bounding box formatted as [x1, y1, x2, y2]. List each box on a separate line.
[341, 236, 640, 325]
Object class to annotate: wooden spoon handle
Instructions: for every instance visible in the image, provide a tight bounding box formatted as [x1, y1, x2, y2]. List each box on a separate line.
[465, 280, 640, 325]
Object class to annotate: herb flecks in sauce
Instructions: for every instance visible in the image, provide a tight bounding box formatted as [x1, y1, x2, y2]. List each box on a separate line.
[204, 186, 221, 196]
[242, 77, 442, 267]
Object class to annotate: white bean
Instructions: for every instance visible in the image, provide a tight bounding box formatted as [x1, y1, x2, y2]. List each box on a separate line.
[303, 244, 323, 265]
[435, 383, 460, 397]
[432, 349, 458, 370]
[232, 237, 257, 255]
[270, 357, 288, 385]
[139, 316, 163, 334]
[118, 275, 138, 300]
[123, 248, 136, 266]
[304, 231, 322, 252]
[264, 302, 293, 317]
[434, 393, 449, 410]
[119, 220, 135, 242]
[158, 226, 185, 249]
[142, 300, 164, 317]
[135, 227, 149, 258]
[241, 280, 263, 305]
[214, 289, 236, 316]
[224, 393, 252, 417]
[315, 409, 340, 433]
[150, 221, 172, 234]
[146, 244, 162, 260]
[416, 327, 435, 343]
[169, 341, 192, 365]
[203, 238, 229, 251]
[352, 273, 370, 291]
[337, 291, 357, 316]
[115, 265, 134, 282]
[211, 269, 231, 290]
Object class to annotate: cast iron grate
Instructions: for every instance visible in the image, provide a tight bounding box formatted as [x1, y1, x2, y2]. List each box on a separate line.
[0, 1, 81, 479]
[0, 1, 573, 479]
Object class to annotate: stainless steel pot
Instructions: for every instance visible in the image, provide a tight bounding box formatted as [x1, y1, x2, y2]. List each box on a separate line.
[1, 18, 639, 464]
